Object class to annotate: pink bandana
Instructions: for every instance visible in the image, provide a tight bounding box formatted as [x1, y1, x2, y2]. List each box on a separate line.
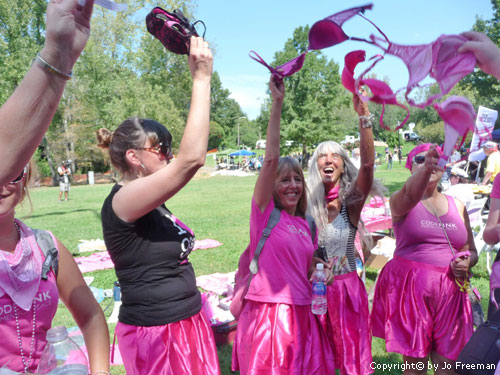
[325, 184, 340, 203]
[0, 220, 43, 311]
[405, 143, 443, 171]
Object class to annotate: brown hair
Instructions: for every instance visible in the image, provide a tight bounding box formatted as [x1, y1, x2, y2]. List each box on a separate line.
[273, 156, 308, 218]
[96, 117, 172, 174]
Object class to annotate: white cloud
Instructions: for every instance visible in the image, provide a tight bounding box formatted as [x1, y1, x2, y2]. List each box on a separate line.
[220, 74, 269, 120]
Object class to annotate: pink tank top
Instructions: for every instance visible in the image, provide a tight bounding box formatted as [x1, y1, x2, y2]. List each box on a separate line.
[246, 199, 317, 305]
[394, 195, 467, 267]
[492, 173, 500, 199]
[0, 235, 59, 373]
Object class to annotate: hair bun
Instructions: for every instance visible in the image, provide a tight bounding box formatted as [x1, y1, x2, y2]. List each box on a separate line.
[96, 128, 113, 149]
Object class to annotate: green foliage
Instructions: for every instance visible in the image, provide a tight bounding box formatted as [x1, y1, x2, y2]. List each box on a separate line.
[33, 148, 51, 177]
[418, 121, 445, 144]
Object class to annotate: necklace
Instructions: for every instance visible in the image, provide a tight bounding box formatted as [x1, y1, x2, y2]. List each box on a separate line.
[14, 301, 37, 374]
[12, 221, 37, 374]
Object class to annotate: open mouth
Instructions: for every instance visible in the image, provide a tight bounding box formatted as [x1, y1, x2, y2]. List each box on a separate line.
[323, 167, 334, 176]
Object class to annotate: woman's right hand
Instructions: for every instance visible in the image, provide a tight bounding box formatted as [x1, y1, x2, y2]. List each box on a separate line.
[269, 76, 285, 103]
[459, 31, 500, 80]
[188, 36, 213, 82]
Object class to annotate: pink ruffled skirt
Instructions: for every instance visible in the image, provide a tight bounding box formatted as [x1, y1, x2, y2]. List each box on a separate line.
[116, 311, 220, 375]
[372, 256, 473, 360]
[232, 300, 334, 375]
[325, 271, 373, 375]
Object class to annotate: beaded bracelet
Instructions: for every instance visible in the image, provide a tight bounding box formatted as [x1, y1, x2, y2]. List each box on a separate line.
[359, 114, 374, 128]
[35, 53, 72, 80]
[91, 371, 111, 375]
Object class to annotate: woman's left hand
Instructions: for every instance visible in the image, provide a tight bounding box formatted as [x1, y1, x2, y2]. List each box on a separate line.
[451, 255, 470, 278]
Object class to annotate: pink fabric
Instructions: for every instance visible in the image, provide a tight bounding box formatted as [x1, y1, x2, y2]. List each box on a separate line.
[75, 251, 114, 273]
[75, 239, 223, 273]
[0, 220, 43, 311]
[405, 143, 443, 171]
[491, 261, 500, 309]
[0, 260, 59, 373]
[324, 271, 373, 375]
[394, 195, 467, 268]
[196, 271, 235, 296]
[342, 35, 476, 130]
[116, 311, 220, 375]
[491, 173, 500, 199]
[231, 300, 334, 375]
[325, 184, 340, 203]
[245, 199, 317, 305]
[372, 256, 473, 360]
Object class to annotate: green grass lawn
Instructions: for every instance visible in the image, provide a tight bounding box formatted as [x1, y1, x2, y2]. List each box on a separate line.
[16, 162, 492, 375]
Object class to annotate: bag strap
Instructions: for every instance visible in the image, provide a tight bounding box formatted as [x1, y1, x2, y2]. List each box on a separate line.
[306, 214, 317, 243]
[32, 229, 59, 280]
[249, 208, 281, 274]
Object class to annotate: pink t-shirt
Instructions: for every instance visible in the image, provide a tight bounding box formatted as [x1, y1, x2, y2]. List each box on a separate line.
[0, 233, 59, 373]
[245, 199, 317, 305]
[491, 173, 500, 199]
[394, 195, 468, 268]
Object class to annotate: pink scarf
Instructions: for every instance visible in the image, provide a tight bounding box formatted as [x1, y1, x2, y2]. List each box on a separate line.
[0, 220, 43, 311]
[325, 184, 340, 203]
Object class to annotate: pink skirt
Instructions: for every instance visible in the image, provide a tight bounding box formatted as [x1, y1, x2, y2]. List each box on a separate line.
[325, 271, 373, 375]
[372, 256, 473, 360]
[232, 300, 334, 375]
[116, 311, 220, 375]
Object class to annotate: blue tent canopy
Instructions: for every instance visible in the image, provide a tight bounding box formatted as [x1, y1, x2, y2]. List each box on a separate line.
[229, 150, 256, 157]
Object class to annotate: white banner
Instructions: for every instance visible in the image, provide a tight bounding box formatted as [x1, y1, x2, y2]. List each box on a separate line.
[470, 105, 498, 152]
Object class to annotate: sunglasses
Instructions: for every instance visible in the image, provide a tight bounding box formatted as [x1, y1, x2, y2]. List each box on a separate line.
[137, 142, 172, 158]
[10, 166, 28, 184]
[413, 155, 426, 165]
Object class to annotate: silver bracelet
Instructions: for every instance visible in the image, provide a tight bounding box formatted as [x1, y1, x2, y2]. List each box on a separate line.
[35, 53, 72, 80]
[359, 114, 374, 128]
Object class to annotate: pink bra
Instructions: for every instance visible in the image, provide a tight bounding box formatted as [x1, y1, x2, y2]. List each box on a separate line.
[249, 4, 388, 80]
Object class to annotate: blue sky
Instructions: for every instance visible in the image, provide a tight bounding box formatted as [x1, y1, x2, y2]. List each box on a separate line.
[195, 0, 493, 120]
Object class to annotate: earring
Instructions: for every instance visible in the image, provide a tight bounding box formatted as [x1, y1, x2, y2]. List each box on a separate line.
[139, 163, 147, 177]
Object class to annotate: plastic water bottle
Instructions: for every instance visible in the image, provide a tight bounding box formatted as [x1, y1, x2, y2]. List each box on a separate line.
[311, 263, 327, 315]
[37, 326, 88, 375]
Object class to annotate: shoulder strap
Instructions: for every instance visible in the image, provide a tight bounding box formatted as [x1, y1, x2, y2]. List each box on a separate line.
[306, 214, 316, 244]
[249, 208, 281, 275]
[32, 229, 59, 280]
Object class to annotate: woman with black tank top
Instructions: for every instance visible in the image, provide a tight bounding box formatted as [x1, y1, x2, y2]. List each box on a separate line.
[96, 37, 219, 375]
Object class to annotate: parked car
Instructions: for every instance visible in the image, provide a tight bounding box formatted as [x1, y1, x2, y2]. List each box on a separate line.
[401, 131, 420, 141]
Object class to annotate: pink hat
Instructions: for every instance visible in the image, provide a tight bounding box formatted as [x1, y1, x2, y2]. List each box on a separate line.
[405, 143, 443, 171]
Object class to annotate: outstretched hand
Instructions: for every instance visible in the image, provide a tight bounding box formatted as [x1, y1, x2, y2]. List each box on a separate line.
[269, 76, 285, 103]
[423, 145, 445, 173]
[353, 91, 369, 116]
[188, 36, 213, 82]
[42, 0, 95, 73]
[459, 31, 500, 79]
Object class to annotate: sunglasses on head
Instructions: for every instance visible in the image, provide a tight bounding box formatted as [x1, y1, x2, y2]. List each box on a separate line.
[10, 166, 28, 184]
[413, 155, 426, 165]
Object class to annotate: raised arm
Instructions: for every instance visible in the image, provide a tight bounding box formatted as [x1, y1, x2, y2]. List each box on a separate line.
[112, 37, 213, 222]
[56, 239, 109, 375]
[0, 0, 94, 185]
[253, 77, 284, 212]
[390, 146, 442, 221]
[459, 31, 500, 81]
[349, 93, 375, 222]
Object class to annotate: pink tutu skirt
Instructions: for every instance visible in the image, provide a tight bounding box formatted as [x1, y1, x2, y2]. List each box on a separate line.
[372, 256, 473, 360]
[116, 311, 220, 375]
[232, 300, 334, 375]
[325, 271, 373, 375]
